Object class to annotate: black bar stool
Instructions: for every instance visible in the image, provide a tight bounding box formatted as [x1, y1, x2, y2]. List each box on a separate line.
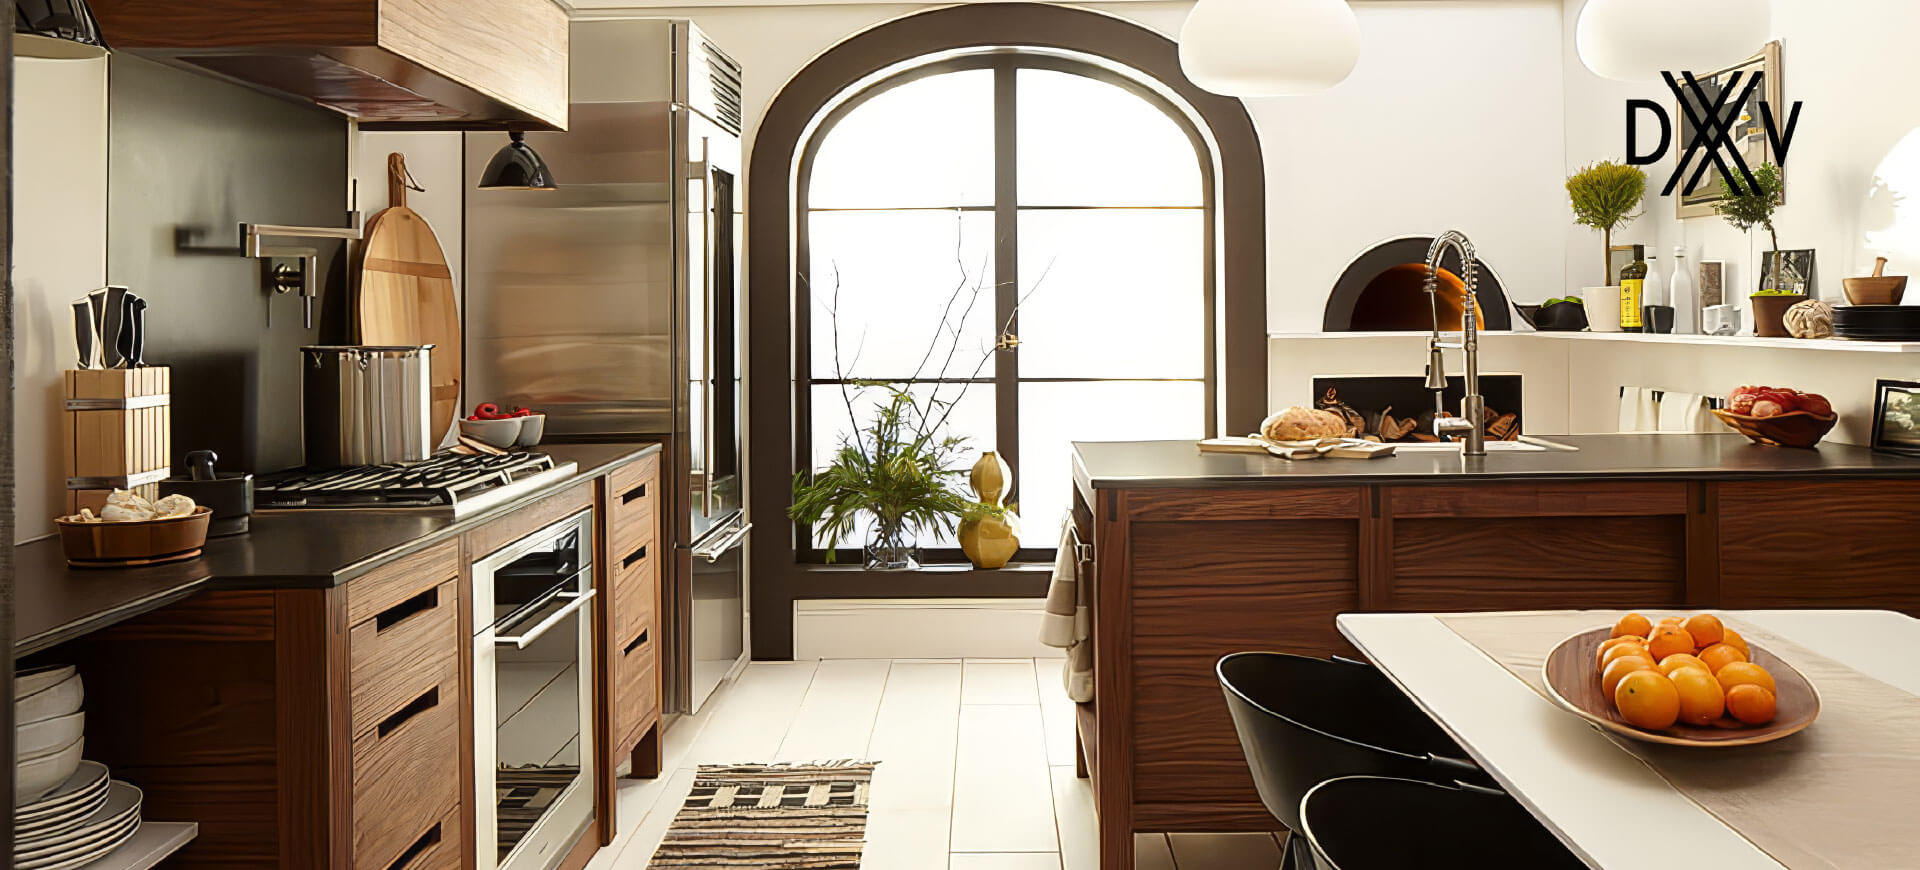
[1217, 652, 1485, 870]
[1299, 775, 1587, 869]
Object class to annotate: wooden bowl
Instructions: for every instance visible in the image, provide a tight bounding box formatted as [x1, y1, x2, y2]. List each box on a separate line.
[1842, 276, 1907, 306]
[1710, 408, 1838, 449]
[56, 507, 211, 568]
[1543, 625, 1819, 747]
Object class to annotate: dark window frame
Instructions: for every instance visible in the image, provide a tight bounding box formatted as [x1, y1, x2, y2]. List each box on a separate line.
[794, 52, 1219, 565]
[746, 2, 1267, 659]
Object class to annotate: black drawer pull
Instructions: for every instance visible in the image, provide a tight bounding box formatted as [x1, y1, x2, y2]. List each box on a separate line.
[620, 481, 648, 504]
[378, 686, 439, 738]
[623, 629, 649, 656]
[386, 822, 442, 870]
[376, 587, 438, 632]
[622, 544, 648, 569]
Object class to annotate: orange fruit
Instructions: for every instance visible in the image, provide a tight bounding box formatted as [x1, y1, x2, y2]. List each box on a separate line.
[1698, 642, 1748, 674]
[1600, 641, 1650, 670]
[1612, 613, 1653, 639]
[1647, 626, 1696, 661]
[1597, 636, 1646, 665]
[1715, 662, 1777, 695]
[1670, 667, 1726, 725]
[1657, 616, 1684, 628]
[1602, 654, 1657, 697]
[1683, 613, 1725, 648]
[1725, 684, 1777, 725]
[1615, 671, 1680, 729]
[1658, 653, 1710, 677]
[1722, 628, 1750, 656]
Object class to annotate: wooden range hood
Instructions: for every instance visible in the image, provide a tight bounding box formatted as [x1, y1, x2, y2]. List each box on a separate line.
[88, 0, 569, 130]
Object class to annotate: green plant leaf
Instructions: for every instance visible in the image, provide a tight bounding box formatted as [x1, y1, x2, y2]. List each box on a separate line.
[1566, 161, 1647, 233]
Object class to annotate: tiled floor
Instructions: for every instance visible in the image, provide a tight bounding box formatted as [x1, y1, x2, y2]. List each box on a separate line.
[585, 658, 1286, 870]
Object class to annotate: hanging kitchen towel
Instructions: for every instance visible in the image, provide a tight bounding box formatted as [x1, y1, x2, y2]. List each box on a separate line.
[1658, 392, 1713, 433]
[1040, 519, 1093, 703]
[1618, 386, 1660, 432]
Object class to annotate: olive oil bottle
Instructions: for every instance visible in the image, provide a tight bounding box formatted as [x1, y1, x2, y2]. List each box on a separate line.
[1619, 244, 1648, 333]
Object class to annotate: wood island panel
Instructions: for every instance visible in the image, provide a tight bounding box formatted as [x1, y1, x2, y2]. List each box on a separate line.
[1717, 480, 1920, 613]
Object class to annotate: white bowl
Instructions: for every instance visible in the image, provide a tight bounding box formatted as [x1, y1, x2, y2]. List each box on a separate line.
[18, 712, 84, 759]
[513, 414, 546, 447]
[459, 416, 523, 449]
[17, 671, 83, 725]
[15, 735, 83, 804]
[16, 666, 75, 700]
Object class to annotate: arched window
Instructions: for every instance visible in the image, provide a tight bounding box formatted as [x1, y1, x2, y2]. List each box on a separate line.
[747, 4, 1266, 593]
[798, 53, 1214, 553]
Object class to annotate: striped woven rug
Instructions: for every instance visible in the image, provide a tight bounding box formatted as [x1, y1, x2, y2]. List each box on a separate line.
[648, 761, 877, 869]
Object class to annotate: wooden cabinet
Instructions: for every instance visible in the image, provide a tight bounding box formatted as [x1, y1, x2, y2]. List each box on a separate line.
[1075, 475, 1920, 870]
[600, 454, 663, 774]
[88, 0, 568, 129]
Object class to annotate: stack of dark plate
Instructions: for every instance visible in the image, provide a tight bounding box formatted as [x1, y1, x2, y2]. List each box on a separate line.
[14, 762, 144, 868]
[1833, 305, 1920, 341]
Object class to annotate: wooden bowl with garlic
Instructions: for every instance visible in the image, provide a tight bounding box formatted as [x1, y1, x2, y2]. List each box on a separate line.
[57, 490, 210, 568]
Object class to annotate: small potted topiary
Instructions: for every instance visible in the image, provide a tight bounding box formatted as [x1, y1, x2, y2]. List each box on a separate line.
[1712, 164, 1802, 337]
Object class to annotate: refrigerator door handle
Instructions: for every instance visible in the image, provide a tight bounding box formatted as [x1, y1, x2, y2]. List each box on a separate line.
[692, 520, 752, 563]
[696, 135, 717, 520]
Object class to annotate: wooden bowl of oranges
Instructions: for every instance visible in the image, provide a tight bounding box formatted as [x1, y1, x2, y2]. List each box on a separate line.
[1542, 612, 1819, 746]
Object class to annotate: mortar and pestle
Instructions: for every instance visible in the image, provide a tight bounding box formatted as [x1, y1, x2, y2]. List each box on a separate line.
[159, 450, 254, 537]
[1843, 257, 1908, 306]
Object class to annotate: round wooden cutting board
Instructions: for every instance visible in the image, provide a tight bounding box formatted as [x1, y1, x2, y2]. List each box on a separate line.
[358, 152, 462, 446]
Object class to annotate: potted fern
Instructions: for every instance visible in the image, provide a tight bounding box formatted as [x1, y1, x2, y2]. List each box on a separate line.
[790, 386, 972, 569]
[1713, 164, 1799, 336]
[1567, 161, 1648, 286]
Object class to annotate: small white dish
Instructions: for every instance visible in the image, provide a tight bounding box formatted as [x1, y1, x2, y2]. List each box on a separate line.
[16, 669, 83, 727]
[15, 665, 76, 700]
[459, 416, 523, 449]
[16, 735, 84, 803]
[17, 782, 142, 869]
[18, 711, 84, 759]
[18, 761, 109, 822]
[513, 413, 546, 447]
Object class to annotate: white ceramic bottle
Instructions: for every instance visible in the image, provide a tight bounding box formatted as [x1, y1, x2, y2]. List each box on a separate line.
[1642, 251, 1670, 333]
[1669, 247, 1695, 333]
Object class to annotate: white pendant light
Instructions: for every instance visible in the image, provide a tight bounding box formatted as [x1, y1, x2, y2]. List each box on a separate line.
[1576, 0, 1772, 83]
[1179, 0, 1361, 97]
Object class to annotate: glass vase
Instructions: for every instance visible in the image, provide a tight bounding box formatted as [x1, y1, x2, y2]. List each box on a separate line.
[864, 525, 920, 571]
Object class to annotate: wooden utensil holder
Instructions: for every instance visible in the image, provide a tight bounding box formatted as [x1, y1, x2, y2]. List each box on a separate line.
[63, 367, 171, 514]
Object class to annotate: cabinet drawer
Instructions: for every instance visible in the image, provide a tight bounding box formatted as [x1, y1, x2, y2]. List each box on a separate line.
[611, 546, 656, 646]
[383, 805, 463, 870]
[353, 666, 460, 870]
[348, 539, 460, 627]
[607, 456, 658, 558]
[349, 579, 460, 739]
[614, 623, 659, 746]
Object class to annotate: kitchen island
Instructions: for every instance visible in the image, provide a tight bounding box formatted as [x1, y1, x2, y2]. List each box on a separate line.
[1067, 434, 1920, 869]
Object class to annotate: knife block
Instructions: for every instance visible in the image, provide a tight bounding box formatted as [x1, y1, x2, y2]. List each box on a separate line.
[63, 367, 171, 514]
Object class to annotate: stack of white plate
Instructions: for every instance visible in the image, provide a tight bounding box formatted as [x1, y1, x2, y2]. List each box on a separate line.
[15, 666, 145, 868]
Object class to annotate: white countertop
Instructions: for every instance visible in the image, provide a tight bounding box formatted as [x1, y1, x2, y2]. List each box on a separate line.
[1337, 609, 1920, 870]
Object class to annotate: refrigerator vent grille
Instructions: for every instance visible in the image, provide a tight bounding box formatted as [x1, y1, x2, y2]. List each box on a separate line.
[702, 38, 744, 135]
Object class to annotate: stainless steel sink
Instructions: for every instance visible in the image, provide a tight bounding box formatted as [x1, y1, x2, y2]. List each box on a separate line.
[1392, 436, 1578, 453]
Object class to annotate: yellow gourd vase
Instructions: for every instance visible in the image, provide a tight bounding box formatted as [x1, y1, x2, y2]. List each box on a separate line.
[959, 451, 1021, 569]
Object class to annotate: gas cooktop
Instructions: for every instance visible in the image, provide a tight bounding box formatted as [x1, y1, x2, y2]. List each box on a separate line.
[256, 452, 579, 517]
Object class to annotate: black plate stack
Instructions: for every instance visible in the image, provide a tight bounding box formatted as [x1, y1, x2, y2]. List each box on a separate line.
[1833, 305, 1920, 341]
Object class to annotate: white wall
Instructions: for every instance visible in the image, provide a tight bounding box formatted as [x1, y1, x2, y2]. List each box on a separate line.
[12, 57, 110, 543]
[1562, 0, 1920, 322]
[573, 0, 1572, 335]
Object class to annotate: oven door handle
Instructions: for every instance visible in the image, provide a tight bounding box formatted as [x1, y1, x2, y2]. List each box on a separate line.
[494, 589, 596, 649]
[692, 521, 752, 563]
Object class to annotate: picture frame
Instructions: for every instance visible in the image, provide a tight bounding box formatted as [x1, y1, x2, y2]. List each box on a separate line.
[1677, 41, 1784, 220]
[1608, 245, 1637, 285]
[1698, 260, 1726, 308]
[1758, 249, 1816, 295]
[1871, 379, 1920, 458]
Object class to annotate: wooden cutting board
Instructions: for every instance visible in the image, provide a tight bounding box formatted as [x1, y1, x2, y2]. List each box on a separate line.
[358, 152, 462, 446]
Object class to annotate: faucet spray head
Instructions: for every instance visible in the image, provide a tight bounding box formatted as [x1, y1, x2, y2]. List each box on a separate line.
[1424, 344, 1448, 390]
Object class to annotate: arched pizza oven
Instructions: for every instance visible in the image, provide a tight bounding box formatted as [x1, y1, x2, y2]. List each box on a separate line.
[1323, 236, 1512, 332]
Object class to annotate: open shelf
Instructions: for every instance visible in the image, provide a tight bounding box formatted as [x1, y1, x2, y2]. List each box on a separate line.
[87, 821, 199, 870]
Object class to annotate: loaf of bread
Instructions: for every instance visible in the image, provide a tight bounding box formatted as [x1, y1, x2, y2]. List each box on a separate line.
[1260, 406, 1352, 442]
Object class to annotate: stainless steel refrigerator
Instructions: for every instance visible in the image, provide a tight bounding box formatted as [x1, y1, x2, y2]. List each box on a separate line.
[465, 18, 747, 714]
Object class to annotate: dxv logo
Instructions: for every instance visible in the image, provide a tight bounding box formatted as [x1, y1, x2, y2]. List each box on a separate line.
[1624, 70, 1803, 197]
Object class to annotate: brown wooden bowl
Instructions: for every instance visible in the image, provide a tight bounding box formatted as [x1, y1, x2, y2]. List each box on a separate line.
[1710, 408, 1838, 448]
[56, 507, 211, 568]
[1542, 625, 1819, 747]
[1842, 276, 1907, 306]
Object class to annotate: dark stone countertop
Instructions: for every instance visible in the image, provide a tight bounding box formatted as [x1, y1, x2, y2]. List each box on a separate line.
[14, 443, 659, 656]
[1073, 433, 1920, 490]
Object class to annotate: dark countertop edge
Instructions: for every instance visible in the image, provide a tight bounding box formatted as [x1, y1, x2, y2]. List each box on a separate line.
[1080, 467, 1920, 489]
[288, 442, 662, 588]
[13, 443, 660, 654]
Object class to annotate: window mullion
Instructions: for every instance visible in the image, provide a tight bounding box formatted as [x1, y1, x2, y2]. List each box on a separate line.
[993, 60, 1021, 508]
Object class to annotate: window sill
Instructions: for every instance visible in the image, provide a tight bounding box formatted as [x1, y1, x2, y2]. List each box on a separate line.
[792, 561, 1053, 599]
